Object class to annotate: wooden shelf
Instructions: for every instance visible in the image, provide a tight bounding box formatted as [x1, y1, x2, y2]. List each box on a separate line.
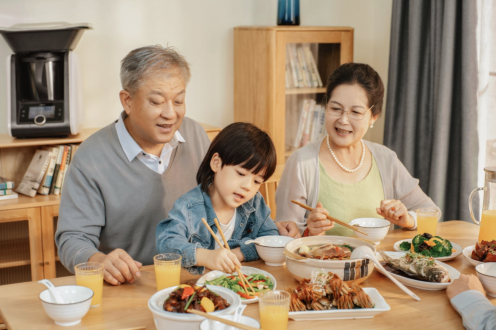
[0, 194, 60, 212]
[0, 239, 31, 269]
[0, 128, 100, 149]
[286, 87, 326, 95]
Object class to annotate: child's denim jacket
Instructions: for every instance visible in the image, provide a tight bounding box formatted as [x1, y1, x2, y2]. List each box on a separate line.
[155, 185, 279, 275]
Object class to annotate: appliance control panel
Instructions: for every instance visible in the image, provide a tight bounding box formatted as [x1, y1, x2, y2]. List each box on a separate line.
[18, 102, 64, 124]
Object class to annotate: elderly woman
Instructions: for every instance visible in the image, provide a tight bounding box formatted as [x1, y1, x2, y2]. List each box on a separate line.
[275, 63, 439, 237]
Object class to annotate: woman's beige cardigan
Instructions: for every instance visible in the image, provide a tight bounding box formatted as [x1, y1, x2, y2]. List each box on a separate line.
[275, 138, 440, 233]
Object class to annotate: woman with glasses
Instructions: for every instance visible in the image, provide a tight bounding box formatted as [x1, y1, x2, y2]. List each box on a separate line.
[275, 63, 439, 237]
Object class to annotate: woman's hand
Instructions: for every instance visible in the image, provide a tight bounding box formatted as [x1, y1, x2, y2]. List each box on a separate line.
[447, 274, 485, 300]
[197, 248, 241, 273]
[276, 221, 302, 238]
[306, 202, 334, 236]
[376, 199, 414, 228]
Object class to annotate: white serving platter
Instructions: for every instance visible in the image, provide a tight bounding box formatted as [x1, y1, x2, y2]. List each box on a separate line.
[288, 288, 390, 321]
[393, 239, 463, 262]
[375, 251, 460, 291]
[463, 245, 483, 267]
[196, 266, 276, 304]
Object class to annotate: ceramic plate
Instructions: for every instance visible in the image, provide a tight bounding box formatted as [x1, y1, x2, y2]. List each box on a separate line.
[463, 245, 483, 267]
[375, 251, 460, 291]
[196, 266, 277, 304]
[393, 239, 463, 262]
[288, 288, 390, 321]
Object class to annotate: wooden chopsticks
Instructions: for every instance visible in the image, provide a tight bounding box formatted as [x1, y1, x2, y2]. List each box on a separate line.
[291, 200, 368, 236]
[200, 218, 255, 296]
[188, 309, 259, 330]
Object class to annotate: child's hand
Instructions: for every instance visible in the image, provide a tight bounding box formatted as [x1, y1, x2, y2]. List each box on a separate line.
[197, 248, 241, 273]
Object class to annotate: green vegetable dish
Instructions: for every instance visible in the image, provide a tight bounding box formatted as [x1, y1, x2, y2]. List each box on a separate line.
[204, 273, 274, 300]
[399, 233, 453, 258]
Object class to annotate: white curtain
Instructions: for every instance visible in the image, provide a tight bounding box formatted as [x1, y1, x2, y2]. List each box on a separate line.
[477, 0, 496, 186]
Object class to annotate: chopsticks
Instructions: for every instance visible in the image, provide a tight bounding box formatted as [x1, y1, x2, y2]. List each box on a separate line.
[291, 200, 368, 236]
[200, 218, 255, 296]
[187, 309, 259, 330]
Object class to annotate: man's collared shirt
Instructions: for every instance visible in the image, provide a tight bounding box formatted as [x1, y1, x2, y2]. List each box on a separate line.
[115, 112, 185, 174]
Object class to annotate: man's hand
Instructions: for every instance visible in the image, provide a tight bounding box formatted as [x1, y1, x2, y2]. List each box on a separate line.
[276, 221, 302, 238]
[88, 249, 142, 285]
[447, 274, 485, 300]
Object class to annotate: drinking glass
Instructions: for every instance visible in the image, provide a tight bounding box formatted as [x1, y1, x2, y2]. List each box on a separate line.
[154, 253, 182, 291]
[259, 290, 290, 330]
[416, 207, 440, 236]
[75, 262, 104, 308]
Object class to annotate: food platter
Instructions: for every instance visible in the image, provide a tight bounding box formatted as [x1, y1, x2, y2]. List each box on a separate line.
[375, 251, 460, 291]
[288, 288, 390, 321]
[393, 239, 463, 262]
[196, 266, 277, 304]
[463, 245, 483, 267]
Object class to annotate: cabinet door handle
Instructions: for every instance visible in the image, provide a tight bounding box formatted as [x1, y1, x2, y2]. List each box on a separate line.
[39, 262, 44, 266]
[45, 262, 49, 265]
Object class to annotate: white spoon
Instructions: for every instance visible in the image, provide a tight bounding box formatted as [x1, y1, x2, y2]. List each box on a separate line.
[38, 279, 65, 304]
[234, 304, 247, 323]
[350, 246, 421, 301]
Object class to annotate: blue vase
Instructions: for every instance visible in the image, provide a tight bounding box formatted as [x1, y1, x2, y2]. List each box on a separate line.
[277, 0, 300, 26]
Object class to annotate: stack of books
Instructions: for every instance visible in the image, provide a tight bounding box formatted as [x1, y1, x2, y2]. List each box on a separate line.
[285, 44, 323, 89]
[0, 176, 17, 201]
[16, 144, 79, 198]
[292, 99, 326, 149]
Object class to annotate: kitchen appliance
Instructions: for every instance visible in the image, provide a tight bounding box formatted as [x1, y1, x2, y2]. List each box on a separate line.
[469, 166, 496, 242]
[0, 22, 91, 138]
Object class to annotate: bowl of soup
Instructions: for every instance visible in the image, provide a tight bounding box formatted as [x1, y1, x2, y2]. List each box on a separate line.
[284, 236, 376, 284]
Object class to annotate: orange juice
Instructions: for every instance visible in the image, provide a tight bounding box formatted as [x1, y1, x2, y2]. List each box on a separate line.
[417, 215, 438, 236]
[76, 273, 103, 307]
[260, 304, 289, 330]
[155, 263, 181, 291]
[478, 210, 496, 242]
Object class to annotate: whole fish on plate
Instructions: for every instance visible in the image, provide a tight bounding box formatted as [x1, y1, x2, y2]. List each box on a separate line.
[379, 251, 450, 283]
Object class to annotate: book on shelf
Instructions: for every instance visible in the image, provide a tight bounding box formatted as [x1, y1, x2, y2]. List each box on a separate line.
[38, 146, 59, 195]
[0, 189, 13, 196]
[0, 176, 14, 190]
[49, 146, 66, 194]
[285, 44, 323, 89]
[59, 145, 73, 194]
[0, 192, 18, 201]
[301, 99, 317, 147]
[53, 146, 70, 195]
[16, 149, 52, 197]
[293, 99, 311, 148]
[290, 99, 327, 149]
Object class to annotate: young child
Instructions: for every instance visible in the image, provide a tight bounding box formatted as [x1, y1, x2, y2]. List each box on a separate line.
[156, 122, 280, 275]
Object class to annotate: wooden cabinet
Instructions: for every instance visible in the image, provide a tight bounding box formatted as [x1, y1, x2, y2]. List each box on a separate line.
[0, 124, 221, 285]
[234, 26, 354, 166]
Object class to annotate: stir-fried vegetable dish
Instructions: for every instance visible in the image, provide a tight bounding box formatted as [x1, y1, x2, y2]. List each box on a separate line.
[399, 233, 453, 258]
[204, 273, 274, 300]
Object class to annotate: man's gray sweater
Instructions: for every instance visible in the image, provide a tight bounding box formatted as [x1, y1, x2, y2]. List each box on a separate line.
[55, 117, 210, 272]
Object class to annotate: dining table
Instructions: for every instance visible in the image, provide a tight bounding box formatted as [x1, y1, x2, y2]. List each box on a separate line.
[0, 220, 491, 330]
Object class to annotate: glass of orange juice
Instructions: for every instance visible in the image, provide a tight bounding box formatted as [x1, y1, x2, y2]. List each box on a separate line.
[259, 290, 290, 330]
[154, 253, 182, 292]
[416, 207, 440, 236]
[478, 210, 496, 242]
[75, 262, 104, 308]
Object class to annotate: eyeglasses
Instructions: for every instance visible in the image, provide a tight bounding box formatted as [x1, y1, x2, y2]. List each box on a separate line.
[325, 104, 374, 120]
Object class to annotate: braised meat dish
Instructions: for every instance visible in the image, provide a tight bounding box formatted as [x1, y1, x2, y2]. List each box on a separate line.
[163, 285, 230, 313]
[472, 240, 496, 262]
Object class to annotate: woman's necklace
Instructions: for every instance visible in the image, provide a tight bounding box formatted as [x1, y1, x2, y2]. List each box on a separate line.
[326, 135, 365, 173]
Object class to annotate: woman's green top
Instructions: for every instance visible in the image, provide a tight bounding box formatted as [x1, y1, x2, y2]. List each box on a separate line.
[318, 156, 385, 237]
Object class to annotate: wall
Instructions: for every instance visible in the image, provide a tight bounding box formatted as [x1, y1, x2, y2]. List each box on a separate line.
[0, 0, 392, 144]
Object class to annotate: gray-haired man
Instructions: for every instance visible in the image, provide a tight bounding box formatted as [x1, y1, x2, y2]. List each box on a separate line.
[56, 45, 300, 286]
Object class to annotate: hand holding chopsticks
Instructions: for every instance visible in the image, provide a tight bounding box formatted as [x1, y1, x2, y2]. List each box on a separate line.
[291, 200, 368, 236]
[200, 218, 256, 296]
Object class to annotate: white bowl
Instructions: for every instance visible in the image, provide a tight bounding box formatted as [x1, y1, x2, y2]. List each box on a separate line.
[148, 285, 241, 330]
[350, 218, 390, 244]
[250, 236, 294, 266]
[285, 236, 376, 284]
[200, 315, 260, 330]
[476, 263, 496, 297]
[39, 285, 93, 326]
[463, 245, 483, 267]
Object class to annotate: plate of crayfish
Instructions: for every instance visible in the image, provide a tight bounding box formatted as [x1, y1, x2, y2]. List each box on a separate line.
[285, 270, 390, 321]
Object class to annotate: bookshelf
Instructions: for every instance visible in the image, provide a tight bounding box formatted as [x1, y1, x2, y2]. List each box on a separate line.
[0, 123, 221, 285]
[234, 26, 354, 165]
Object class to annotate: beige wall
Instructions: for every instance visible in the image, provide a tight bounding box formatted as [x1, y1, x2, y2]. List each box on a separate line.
[0, 0, 392, 144]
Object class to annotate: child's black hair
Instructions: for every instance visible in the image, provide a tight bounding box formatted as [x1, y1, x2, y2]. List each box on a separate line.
[196, 122, 277, 193]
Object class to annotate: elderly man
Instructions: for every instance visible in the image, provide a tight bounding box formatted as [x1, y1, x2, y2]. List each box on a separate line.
[56, 45, 299, 286]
